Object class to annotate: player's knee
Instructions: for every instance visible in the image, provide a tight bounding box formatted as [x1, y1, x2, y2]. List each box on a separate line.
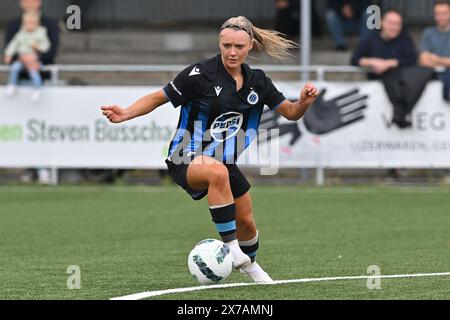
[208, 165, 229, 185]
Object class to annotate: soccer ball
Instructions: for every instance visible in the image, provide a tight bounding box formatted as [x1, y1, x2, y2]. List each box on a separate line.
[188, 239, 234, 285]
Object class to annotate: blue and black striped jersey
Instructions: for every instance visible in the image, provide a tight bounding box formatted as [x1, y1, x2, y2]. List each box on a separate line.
[163, 54, 286, 164]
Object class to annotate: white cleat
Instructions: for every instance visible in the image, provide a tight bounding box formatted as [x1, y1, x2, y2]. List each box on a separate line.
[240, 262, 274, 284]
[226, 239, 251, 269]
[232, 251, 251, 269]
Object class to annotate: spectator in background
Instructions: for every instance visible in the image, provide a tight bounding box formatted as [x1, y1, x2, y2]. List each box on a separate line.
[4, 0, 59, 84]
[4, 12, 51, 101]
[275, 0, 299, 39]
[419, 0, 450, 102]
[326, 0, 370, 51]
[3, 0, 60, 185]
[419, 0, 450, 185]
[274, 0, 324, 40]
[351, 9, 434, 129]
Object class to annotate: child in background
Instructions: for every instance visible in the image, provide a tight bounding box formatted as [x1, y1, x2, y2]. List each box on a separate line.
[4, 12, 51, 101]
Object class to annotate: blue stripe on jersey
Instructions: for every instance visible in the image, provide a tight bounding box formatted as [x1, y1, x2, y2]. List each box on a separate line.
[203, 139, 220, 157]
[246, 251, 257, 257]
[215, 221, 236, 233]
[190, 108, 209, 153]
[272, 99, 287, 110]
[169, 103, 192, 156]
[245, 107, 261, 149]
[162, 88, 170, 104]
[223, 136, 236, 163]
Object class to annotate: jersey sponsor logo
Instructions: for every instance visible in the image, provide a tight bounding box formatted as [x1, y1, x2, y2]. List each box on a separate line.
[189, 67, 201, 77]
[247, 91, 259, 105]
[214, 86, 223, 96]
[210, 112, 243, 142]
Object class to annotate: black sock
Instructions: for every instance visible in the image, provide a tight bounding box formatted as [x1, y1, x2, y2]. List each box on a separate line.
[239, 231, 259, 263]
[209, 203, 236, 243]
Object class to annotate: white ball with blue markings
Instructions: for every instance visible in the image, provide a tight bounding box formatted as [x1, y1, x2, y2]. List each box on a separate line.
[188, 239, 233, 285]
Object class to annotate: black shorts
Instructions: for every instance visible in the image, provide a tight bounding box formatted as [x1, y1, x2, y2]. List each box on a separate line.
[165, 158, 251, 201]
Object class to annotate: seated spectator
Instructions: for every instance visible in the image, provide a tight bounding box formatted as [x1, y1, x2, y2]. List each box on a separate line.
[419, 0, 450, 102]
[325, 0, 370, 51]
[419, 0, 450, 184]
[4, 12, 50, 101]
[3, 0, 59, 185]
[351, 9, 434, 128]
[4, 0, 59, 80]
[274, 0, 324, 40]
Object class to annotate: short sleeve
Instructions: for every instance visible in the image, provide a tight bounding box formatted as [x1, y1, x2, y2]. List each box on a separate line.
[263, 76, 286, 110]
[163, 65, 204, 108]
[420, 28, 433, 53]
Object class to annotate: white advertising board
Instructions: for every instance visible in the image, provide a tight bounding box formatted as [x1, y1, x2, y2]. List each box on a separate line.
[1, 82, 449, 169]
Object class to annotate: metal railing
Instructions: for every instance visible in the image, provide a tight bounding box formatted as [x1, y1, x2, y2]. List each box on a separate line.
[0, 64, 373, 85]
[1, 64, 442, 81]
[0, 63, 443, 89]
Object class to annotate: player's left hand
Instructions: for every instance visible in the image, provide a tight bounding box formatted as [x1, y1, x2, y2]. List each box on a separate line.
[300, 82, 320, 107]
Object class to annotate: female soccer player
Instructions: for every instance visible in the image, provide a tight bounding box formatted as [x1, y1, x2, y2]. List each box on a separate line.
[101, 16, 319, 283]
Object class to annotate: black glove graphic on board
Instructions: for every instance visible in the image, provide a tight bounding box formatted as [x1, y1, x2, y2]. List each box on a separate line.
[303, 88, 368, 135]
[259, 110, 302, 146]
[259, 88, 368, 146]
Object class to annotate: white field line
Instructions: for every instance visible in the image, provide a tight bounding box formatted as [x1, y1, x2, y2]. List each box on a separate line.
[110, 272, 450, 300]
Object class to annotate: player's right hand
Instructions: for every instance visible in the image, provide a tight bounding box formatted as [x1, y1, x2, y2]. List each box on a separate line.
[101, 105, 129, 123]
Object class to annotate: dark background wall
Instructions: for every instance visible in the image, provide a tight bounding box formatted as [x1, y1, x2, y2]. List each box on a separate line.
[0, 0, 435, 27]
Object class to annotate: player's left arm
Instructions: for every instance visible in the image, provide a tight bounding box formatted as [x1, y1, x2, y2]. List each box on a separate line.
[276, 83, 319, 121]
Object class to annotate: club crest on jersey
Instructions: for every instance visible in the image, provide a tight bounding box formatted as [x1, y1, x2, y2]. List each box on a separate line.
[210, 112, 243, 142]
[247, 91, 259, 105]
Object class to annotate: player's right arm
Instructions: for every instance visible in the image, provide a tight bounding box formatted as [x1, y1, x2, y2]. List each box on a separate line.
[101, 89, 168, 123]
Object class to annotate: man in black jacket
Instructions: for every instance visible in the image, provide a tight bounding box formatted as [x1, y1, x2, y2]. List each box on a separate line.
[326, 0, 370, 51]
[351, 9, 434, 128]
[274, 0, 324, 40]
[4, 0, 59, 66]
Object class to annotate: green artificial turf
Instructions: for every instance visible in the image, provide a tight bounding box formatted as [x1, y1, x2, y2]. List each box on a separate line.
[0, 186, 449, 300]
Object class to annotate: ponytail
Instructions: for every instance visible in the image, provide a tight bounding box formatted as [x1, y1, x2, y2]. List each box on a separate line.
[252, 26, 298, 61]
[220, 16, 298, 61]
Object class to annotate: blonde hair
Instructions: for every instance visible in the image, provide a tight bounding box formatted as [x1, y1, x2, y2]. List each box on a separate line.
[220, 16, 298, 61]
